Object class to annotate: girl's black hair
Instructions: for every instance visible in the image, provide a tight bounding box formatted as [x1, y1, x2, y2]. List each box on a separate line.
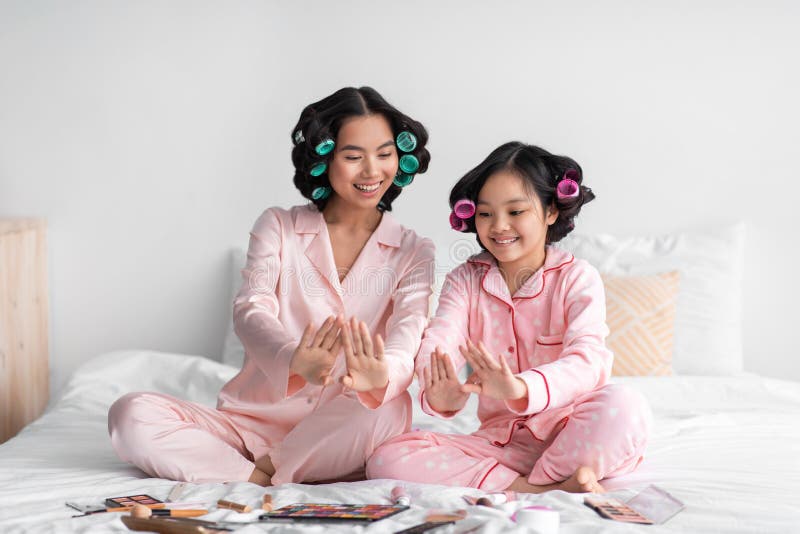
[291, 86, 430, 212]
[449, 141, 595, 245]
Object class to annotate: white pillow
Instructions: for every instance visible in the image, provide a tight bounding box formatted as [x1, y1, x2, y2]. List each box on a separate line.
[558, 222, 746, 375]
[221, 248, 246, 368]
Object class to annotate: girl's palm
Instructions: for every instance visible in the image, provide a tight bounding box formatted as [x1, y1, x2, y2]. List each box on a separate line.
[459, 340, 527, 401]
[423, 349, 469, 414]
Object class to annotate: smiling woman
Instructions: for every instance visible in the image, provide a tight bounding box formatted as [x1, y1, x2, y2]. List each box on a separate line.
[328, 115, 399, 207]
[291, 86, 430, 213]
[107, 87, 436, 488]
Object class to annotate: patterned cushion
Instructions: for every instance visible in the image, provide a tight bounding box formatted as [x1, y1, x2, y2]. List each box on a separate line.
[603, 271, 680, 376]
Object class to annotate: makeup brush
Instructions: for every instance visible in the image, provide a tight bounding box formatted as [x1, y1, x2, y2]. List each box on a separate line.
[217, 499, 252, 512]
[131, 504, 208, 518]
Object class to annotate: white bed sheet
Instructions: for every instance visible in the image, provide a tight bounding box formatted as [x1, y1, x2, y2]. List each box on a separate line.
[1, 350, 798, 533]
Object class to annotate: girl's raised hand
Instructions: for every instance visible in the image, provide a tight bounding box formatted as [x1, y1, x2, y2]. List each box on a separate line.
[423, 347, 469, 414]
[340, 317, 389, 392]
[289, 315, 343, 386]
[459, 340, 527, 401]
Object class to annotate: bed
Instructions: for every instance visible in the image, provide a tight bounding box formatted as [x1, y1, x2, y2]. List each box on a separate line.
[0, 349, 798, 533]
[1, 224, 799, 533]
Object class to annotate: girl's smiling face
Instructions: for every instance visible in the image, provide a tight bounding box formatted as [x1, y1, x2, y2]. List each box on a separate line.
[474, 170, 558, 272]
[327, 114, 398, 209]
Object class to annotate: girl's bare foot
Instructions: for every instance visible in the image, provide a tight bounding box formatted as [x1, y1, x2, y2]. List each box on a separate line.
[507, 466, 605, 494]
[557, 466, 605, 493]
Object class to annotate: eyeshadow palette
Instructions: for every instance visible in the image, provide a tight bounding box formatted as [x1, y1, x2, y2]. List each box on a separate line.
[584, 496, 653, 524]
[261, 503, 409, 522]
[105, 494, 164, 508]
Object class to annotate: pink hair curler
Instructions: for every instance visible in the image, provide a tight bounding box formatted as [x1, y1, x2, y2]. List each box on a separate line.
[563, 169, 579, 181]
[557, 178, 579, 200]
[449, 211, 468, 231]
[453, 199, 476, 219]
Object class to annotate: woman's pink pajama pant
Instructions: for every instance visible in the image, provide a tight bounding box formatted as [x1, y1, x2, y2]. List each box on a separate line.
[367, 384, 651, 489]
[108, 392, 411, 484]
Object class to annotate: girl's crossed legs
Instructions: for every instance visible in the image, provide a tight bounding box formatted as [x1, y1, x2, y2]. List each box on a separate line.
[368, 384, 651, 493]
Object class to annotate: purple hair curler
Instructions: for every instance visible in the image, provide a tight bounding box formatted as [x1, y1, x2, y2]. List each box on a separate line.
[449, 211, 468, 231]
[453, 199, 476, 219]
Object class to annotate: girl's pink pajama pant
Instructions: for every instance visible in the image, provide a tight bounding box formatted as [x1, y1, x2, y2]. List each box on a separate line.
[367, 384, 651, 489]
[108, 391, 411, 484]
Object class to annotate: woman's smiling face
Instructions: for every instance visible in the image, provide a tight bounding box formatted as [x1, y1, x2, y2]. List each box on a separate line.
[326, 114, 398, 209]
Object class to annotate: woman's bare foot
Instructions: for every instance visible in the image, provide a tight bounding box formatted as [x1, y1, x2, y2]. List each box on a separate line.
[507, 466, 605, 494]
[248, 468, 272, 487]
[255, 454, 276, 476]
[248, 454, 276, 486]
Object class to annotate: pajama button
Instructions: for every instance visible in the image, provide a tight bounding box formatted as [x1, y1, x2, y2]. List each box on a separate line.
[508, 346, 515, 353]
[307, 396, 314, 404]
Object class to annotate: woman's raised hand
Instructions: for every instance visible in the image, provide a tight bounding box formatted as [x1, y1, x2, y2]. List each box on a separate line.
[340, 317, 390, 392]
[423, 347, 470, 414]
[459, 340, 527, 401]
[289, 315, 343, 386]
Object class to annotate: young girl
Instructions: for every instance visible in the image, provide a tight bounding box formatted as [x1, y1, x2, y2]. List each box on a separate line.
[108, 87, 435, 486]
[367, 142, 652, 494]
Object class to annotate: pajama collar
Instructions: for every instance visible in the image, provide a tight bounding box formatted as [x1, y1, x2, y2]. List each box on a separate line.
[467, 246, 575, 304]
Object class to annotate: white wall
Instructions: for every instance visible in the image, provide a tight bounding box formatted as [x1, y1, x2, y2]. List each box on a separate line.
[1, 1, 798, 399]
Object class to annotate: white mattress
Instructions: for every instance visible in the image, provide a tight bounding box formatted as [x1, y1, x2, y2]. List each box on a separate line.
[1, 350, 798, 533]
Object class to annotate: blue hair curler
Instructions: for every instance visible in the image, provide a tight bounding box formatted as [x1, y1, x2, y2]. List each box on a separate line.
[310, 162, 327, 177]
[393, 173, 415, 187]
[314, 139, 335, 156]
[311, 186, 331, 200]
[396, 131, 418, 153]
[398, 154, 420, 174]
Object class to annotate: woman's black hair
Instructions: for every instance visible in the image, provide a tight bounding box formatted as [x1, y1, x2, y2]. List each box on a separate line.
[449, 141, 595, 245]
[291, 86, 430, 212]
